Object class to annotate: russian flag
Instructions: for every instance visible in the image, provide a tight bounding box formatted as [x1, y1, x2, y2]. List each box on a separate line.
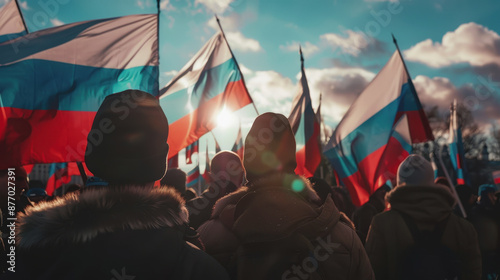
[493, 170, 500, 185]
[448, 99, 469, 185]
[187, 163, 201, 190]
[0, 14, 159, 169]
[0, 0, 27, 43]
[168, 153, 179, 169]
[46, 162, 91, 195]
[323, 51, 433, 206]
[231, 123, 244, 159]
[159, 31, 254, 158]
[288, 48, 321, 177]
[202, 143, 211, 182]
[186, 140, 199, 164]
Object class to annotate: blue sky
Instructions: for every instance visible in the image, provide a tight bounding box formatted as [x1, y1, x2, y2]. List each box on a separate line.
[2, 0, 500, 167]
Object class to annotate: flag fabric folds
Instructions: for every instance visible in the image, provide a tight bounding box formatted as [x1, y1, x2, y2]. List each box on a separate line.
[493, 170, 500, 185]
[185, 141, 199, 164]
[202, 143, 211, 182]
[231, 123, 244, 159]
[323, 51, 433, 206]
[45, 162, 88, 195]
[159, 31, 254, 158]
[0, 14, 159, 169]
[0, 0, 26, 43]
[187, 163, 201, 192]
[448, 100, 469, 185]
[288, 48, 321, 177]
[168, 153, 179, 169]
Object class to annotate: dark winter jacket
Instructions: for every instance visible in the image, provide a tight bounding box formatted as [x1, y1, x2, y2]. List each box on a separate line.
[2, 186, 229, 280]
[366, 184, 481, 280]
[201, 173, 375, 280]
[352, 197, 385, 244]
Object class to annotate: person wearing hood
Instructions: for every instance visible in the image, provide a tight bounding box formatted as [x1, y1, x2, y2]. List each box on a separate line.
[6, 90, 228, 280]
[365, 154, 481, 280]
[205, 112, 374, 280]
[469, 184, 500, 279]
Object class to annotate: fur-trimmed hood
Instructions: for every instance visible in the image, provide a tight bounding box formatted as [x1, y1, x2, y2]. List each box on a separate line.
[16, 186, 189, 249]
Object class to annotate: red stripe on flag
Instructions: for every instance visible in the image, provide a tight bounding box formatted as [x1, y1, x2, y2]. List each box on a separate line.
[1, 108, 96, 169]
[457, 178, 465, 185]
[295, 121, 321, 177]
[395, 110, 434, 143]
[343, 136, 410, 206]
[494, 177, 500, 185]
[167, 79, 252, 158]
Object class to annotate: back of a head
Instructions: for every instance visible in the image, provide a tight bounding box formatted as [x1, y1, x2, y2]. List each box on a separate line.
[397, 154, 434, 186]
[85, 90, 169, 185]
[161, 168, 187, 194]
[244, 113, 296, 183]
[210, 151, 245, 186]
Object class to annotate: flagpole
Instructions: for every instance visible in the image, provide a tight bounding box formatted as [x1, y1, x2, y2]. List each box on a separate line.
[14, 0, 29, 33]
[438, 144, 467, 218]
[156, 0, 161, 96]
[215, 15, 260, 116]
[76, 162, 87, 184]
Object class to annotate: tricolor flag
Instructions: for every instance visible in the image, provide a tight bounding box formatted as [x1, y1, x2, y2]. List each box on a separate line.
[493, 170, 500, 185]
[46, 162, 90, 195]
[168, 153, 179, 169]
[231, 123, 244, 159]
[0, 0, 27, 43]
[448, 99, 469, 185]
[288, 48, 321, 177]
[0, 14, 159, 169]
[202, 143, 211, 182]
[159, 31, 254, 158]
[186, 140, 199, 164]
[323, 51, 433, 206]
[187, 163, 201, 190]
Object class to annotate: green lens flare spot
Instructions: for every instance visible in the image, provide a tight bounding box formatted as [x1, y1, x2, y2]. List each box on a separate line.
[291, 179, 304, 192]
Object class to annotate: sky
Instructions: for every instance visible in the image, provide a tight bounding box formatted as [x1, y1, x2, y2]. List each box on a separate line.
[2, 0, 500, 169]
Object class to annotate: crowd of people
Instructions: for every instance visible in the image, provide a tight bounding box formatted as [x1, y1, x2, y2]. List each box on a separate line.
[1, 89, 499, 279]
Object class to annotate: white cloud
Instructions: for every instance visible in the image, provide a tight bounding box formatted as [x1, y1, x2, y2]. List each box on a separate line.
[18, 0, 29, 10]
[404, 22, 500, 68]
[207, 15, 241, 32]
[226, 32, 262, 52]
[195, 0, 233, 14]
[50, 18, 64, 27]
[246, 70, 295, 115]
[167, 15, 175, 28]
[280, 42, 319, 57]
[160, 0, 175, 11]
[303, 67, 376, 122]
[136, 0, 154, 9]
[239, 64, 253, 76]
[163, 70, 178, 78]
[321, 30, 385, 57]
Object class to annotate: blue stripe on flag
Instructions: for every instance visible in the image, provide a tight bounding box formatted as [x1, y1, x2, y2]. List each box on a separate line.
[0, 60, 158, 111]
[159, 58, 241, 123]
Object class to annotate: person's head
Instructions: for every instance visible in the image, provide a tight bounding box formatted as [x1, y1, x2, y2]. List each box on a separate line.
[184, 188, 197, 201]
[161, 168, 187, 195]
[0, 167, 29, 210]
[210, 151, 245, 188]
[396, 154, 434, 186]
[308, 177, 333, 204]
[435, 177, 451, 188]
[243, 113, 296, 183]
[477, 184, 499, 206]
[85, 90, 169, 186]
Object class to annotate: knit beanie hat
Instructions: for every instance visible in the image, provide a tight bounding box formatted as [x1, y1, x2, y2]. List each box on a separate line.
[243, 113, 296, 183]
[85, 90, 169, 184]
[397, 154, 434, 186]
